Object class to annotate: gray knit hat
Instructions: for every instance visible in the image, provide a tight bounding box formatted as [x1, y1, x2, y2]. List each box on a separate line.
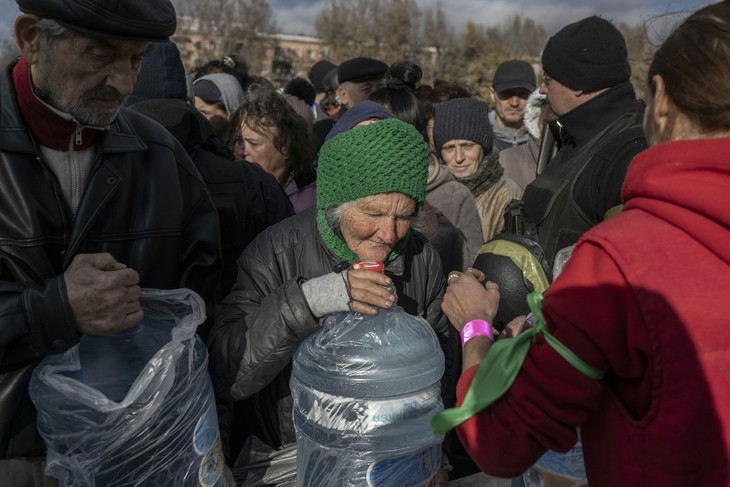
[433, 98, 493, 154]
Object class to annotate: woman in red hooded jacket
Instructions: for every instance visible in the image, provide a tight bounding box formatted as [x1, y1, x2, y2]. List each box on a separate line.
[437, 3, 730, 486]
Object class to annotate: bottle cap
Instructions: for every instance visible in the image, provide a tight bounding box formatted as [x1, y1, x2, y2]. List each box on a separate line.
[352, 261, 384, 272]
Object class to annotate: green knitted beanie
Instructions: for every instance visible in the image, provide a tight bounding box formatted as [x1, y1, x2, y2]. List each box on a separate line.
[316, 118, 430, 264]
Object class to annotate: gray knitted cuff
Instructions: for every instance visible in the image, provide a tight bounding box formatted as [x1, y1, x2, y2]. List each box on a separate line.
[301, 271, 351, 318]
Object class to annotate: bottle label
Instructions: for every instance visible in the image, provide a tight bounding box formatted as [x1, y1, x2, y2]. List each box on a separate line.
[299, 387, 442, 433]
[366, 444, 440, 487]
[193, 403, 225, 486]
[193, 403, 219, 455]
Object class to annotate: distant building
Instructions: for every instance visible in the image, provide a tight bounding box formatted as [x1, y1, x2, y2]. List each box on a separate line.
[173, 16, 438, 86]
[173, 17, 333, 85]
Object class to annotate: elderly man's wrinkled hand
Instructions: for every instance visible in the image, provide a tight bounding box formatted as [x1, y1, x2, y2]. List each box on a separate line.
[64, 253, 143, 335]
[442, 268, 500, 331]
[346, 268, 396, 315]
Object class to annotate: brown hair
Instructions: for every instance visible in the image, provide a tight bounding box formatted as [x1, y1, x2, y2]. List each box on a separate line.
[648, 2, 730, 133]
[231, 86, 316, 179]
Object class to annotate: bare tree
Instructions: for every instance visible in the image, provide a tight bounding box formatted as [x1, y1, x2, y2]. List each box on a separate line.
[315, 0, 427, 66]
[421, 4, 462, 83]
[381, 0, 422, 61]
[497, 14, 547, 59]
[422, 3, 458, 82]
[618, 21, 656, 100]
[457, 21, 491, 97]
[172, 0, 277, 74]
[315, 0, 385, 61]
[451, 14, 548, 99]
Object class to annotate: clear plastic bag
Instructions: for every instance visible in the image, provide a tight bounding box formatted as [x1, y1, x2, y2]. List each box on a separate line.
[291, 301, 445, 487]
[29, 288, 226, 487]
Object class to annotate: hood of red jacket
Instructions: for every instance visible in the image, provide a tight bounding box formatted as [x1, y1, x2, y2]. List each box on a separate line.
[622, 137, 730, 263]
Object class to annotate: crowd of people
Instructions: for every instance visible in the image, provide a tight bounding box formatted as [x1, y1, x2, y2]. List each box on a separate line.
[1, 0, 729, 486]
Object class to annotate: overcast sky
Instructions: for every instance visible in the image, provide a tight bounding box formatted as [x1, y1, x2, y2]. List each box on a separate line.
[265, 0, 710, 37]
[0, 0, 712, 43]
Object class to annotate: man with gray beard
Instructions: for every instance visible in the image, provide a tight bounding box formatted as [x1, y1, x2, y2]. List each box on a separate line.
[0, 1, 221, 484]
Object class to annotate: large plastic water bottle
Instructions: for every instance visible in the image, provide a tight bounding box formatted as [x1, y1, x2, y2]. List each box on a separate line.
[61, 313, 173, 402]
[30, 289, 227, 487]
[291, 261, 445, 486]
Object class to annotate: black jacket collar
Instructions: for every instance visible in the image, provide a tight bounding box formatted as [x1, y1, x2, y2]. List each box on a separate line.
[556, 82, 641, 147]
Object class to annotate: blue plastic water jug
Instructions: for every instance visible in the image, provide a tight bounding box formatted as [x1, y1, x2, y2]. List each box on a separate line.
[29, 289, 227, 487]
[292, 282, 445, 486]
[62, 313, 172, 402]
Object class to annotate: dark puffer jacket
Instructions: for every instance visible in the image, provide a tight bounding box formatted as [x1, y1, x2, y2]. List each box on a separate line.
[208, 208, 453, 471]
[0, 64, 221, 459]
[129, 98, 294, 296]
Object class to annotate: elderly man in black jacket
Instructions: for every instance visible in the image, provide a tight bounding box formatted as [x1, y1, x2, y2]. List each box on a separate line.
[0, 1, 221, 484]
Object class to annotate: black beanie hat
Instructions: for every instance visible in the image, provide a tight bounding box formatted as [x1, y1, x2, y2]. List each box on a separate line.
[433, 98, 493, 154]
[308, 60, 337, 93]
[284, 77, 316, 106]
[541, 16, 630, 92]
[125, 41, 189, 106]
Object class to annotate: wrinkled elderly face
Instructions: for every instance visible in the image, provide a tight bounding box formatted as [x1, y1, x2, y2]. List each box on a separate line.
[340, 192, 416, 262]
[31, 30, 149, 127]
[441, 139, 484, 179]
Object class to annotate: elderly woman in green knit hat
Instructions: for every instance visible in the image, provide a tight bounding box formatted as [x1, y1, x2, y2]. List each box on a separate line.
[208, 118, 453, 485]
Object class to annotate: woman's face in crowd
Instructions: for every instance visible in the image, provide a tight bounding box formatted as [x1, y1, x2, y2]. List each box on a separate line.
[340, 192, 416, 262]
[441, 139, 484, 179]
[195, 97, 230, 140]
[235, 122, 289, 184]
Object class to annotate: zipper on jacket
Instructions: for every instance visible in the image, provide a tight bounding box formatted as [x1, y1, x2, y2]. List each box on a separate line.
[75, 126, 83, 146]
[556, 120, 564, 142]
[34, 153, 71, 258]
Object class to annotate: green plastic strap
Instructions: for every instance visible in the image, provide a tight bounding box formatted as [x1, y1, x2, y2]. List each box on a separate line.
[604, 204, 623, 219]
[431, 292, 605, 435]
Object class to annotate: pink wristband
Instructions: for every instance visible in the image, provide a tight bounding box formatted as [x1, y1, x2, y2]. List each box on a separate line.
[460, 319, 494, 347]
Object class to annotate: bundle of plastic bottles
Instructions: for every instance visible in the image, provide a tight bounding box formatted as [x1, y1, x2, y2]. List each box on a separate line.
[29, 288, 226, 487]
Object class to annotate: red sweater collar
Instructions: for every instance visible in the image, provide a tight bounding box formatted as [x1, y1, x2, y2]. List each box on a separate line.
[11, 57, 98, 151]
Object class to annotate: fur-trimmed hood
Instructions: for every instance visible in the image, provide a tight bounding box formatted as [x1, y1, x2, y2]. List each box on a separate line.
[524, 89, 547, 140]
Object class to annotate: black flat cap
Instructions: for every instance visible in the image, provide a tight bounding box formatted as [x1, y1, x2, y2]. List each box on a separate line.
[337, 57, 388, 84]
[16, 0, 176, 41]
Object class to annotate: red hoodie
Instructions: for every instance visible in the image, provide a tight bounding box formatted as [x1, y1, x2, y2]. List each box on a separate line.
[456, 138, 730, 486]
